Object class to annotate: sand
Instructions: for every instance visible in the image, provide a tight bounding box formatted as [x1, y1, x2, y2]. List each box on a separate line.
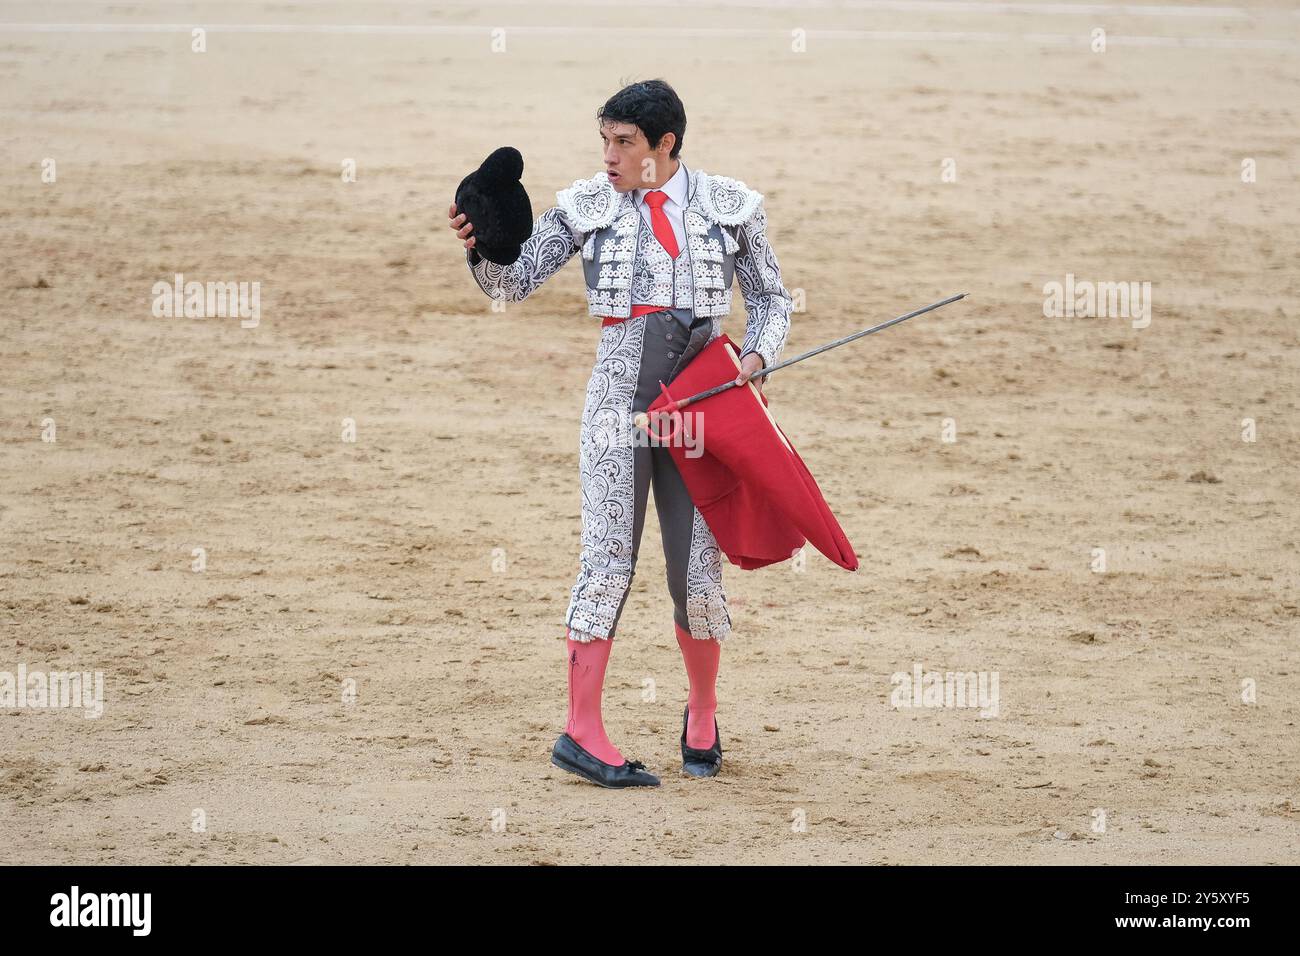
[1, 0, 1298, 864]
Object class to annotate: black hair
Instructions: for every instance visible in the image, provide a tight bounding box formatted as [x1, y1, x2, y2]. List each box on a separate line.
[596, 79, 686, 159]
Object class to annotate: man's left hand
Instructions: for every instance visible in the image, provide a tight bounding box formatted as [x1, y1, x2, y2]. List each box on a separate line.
[734, 353, 767, 396]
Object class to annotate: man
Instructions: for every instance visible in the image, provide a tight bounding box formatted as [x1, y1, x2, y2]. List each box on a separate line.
[448, 79, 792, 788]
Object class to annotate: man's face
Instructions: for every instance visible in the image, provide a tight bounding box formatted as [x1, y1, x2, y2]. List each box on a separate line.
[600, 120, 673, 192]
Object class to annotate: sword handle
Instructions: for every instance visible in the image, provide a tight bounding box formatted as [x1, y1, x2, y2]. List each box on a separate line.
[637, 381, 683, 444]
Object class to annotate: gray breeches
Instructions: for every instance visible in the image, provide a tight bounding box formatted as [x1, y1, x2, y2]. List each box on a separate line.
[564, 310, 731, 643]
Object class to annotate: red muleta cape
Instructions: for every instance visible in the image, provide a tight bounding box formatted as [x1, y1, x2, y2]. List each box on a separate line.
[644, 334, 859, 572]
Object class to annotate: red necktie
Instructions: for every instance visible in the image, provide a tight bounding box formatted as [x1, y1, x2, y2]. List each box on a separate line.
[643, 189, 679, 258]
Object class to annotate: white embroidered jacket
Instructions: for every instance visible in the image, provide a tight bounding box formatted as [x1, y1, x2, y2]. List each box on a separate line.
[465, 162, 793, 369]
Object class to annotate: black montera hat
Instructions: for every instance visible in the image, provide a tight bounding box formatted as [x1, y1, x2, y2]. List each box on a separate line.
[454, 146, 533, 266]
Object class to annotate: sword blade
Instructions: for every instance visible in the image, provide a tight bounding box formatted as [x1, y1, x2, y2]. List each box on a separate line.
[664, 292, 968, 410]
[754, 291, 968, 380]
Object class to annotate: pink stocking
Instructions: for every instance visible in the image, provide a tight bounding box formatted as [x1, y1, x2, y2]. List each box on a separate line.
[564, 630, 625, 766]
[674, 621, 721, 749]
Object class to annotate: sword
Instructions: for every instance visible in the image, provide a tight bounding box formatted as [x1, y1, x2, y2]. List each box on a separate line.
[634, 292, 968, 437]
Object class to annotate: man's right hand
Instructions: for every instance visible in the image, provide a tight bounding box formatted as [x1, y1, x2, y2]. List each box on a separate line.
[448, 202, 476, 251]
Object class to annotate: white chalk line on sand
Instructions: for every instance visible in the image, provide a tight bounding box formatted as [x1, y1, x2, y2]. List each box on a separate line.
[7, 1, 1300, 21]
[0, 22, 1296, 51]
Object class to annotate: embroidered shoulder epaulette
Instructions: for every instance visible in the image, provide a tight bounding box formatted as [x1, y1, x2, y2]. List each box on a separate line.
[555, 170, 621, 233]
[695, 171, 763, 226]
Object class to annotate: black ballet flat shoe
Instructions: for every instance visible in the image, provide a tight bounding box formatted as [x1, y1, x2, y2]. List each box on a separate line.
[550, 733, 661, 788]
[680, 705, 722, 778]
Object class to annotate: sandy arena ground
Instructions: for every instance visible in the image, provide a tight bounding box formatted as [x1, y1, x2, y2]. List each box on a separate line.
[1, 0, 1298, 864]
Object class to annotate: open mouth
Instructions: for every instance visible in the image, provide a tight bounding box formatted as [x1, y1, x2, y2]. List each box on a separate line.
[607, 170, 620, 181]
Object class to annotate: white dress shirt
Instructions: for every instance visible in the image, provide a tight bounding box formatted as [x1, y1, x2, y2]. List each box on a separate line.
[633, 158, 694, 330]
[633, 158, 689, 253]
